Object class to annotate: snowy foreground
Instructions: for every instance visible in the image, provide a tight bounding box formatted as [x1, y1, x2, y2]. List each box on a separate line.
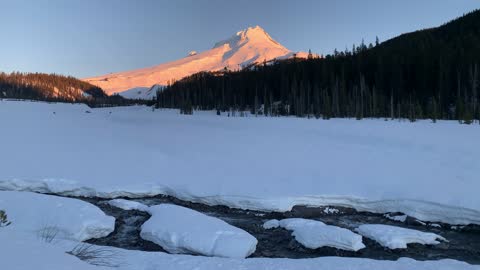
[0, 100, 480, 226]
[0, 192, 476, 270]
[3, 230, 476, 270]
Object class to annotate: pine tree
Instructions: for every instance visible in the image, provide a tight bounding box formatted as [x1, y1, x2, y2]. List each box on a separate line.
[263, 86, 269, 116]
[253, 88, 259, 117]
[390, 90, 395, 119]
[470, 63, 478, 123]
[0, 210, 11, 227]
[429, 97, 438, 123]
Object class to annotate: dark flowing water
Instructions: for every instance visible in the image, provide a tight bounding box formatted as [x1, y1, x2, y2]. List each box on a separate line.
[80, 195, 480, 264]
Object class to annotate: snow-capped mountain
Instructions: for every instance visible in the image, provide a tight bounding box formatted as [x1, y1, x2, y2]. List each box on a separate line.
[84, 26, 312, 99]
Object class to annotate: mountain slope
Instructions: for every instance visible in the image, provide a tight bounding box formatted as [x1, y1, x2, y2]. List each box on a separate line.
[0, 72, 108, 101]
[84, 26, 309, 99]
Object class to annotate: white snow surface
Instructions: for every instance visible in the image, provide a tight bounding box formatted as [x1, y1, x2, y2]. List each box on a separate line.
[0, 231, 109, 270]
[0, 190, 114, 241]
[98, 249, 480, 270]
[356, 224, 447, 249]
[116, 87, 151, 99]
[84, 26, 312, 98]
[266, 218, 365, 251]
[116, 84, 164, 100]
[140, 204, 258, 258]
[0, 101, 480, 226]
[107, 199, 149, 212]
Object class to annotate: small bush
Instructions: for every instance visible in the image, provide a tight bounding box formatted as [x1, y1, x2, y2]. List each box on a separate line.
[67, 243, 121, 267]
[0, 210, 11, 227]
[37, 225, 60, 243]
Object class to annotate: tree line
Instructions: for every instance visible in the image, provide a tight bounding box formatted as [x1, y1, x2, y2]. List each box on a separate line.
[0, 72, 145, 107]
[156, 10, 480, 124]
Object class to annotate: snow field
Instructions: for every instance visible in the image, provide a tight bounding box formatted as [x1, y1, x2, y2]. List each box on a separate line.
[1, 101, 479, 226]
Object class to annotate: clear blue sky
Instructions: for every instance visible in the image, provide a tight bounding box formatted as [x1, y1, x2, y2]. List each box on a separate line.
[1, 0, 478, 78]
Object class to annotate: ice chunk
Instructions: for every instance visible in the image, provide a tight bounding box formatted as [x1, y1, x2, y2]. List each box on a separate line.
[263, 219, 280, 229]
[356, 224, 447, 249]
[323, 207, 340, 214]
[384, 213, 407, 222]
[273, 218, 365, 251]
[107, 199, 149, 212]
[140, 204, 257, 258]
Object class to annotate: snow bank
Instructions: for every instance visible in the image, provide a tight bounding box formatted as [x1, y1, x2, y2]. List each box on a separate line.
[0, 191, 114, 241]
[108, 247, 478, 270]
[265, 218, 365, 251]
[107, 199, 149, 212]
[1, 101, 480, 225]
[356, 224, 447, 249]
[140, 204, 257, 258]
[0, 231, 108, 270]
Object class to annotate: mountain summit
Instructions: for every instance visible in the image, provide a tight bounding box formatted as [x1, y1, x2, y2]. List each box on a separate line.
[84, 26, 310, 99]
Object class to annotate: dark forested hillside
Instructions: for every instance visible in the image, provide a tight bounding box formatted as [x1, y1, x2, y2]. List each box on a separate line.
[156, 10, 480, 123]
[0, 72, 139, 106]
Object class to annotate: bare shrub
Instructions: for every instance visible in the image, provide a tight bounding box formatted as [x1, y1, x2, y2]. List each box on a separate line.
[67, 243, 121, 267]
[37, 225, 60, 243]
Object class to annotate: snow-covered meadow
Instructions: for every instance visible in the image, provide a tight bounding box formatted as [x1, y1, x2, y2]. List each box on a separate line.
[1, 100, 480, 269]
[0, 100, 479, 224]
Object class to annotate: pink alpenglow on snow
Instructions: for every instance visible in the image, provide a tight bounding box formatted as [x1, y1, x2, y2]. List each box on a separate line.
[84, 26, 315, 99]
